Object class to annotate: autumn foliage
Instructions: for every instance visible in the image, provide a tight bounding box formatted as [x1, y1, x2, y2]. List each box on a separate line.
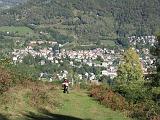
[89, 85, 128, 111]
[0, 66, 12, 94]
[89, 85, 160, 120]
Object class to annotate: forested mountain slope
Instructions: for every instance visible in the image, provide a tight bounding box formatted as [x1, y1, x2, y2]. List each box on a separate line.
[0, 0, 160, 45]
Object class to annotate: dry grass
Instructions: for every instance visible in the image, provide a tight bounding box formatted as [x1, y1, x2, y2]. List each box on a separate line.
[0, 80, 61, 119]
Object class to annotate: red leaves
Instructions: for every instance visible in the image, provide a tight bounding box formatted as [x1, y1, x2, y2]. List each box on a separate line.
[89, 85, 128, 111]
[0, 67, 12, 94]
[89, 85, 160, 120]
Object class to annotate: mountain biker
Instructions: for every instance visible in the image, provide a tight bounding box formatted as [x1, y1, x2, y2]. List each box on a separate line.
[62, 78, 69, 94]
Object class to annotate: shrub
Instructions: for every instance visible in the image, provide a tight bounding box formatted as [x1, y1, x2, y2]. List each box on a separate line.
[80, 81, 89, 89]
[89, 85, 128, 111]
[0, 80, 61, 114]
[151, 115, 160, 120]
[129, 101, 160, 120]
[89, 85, 160, 120]
[0, 66, 12, 94]
[23, 81, 61, 110]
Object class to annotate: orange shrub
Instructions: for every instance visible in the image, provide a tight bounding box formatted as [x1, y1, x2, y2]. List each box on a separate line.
[89, 85, 128, 111]
[24, 81, 60, 109]
[151, 116, 160, 120]
[0, 67, 12, 94]
[89, 85, 160, 120]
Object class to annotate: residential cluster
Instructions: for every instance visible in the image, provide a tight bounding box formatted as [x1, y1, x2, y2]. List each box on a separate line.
[128, 36, 157, 73]
[128, 35, 156, 46]
[10, 36, 157, 81]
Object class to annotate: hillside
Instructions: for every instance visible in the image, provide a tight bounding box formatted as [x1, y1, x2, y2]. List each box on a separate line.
[0, 0, 27, 4]
[0, 62, 130, 120]
[0, 65, 130, 120]
[0, 86, 131, 120]
[0, 0, 27, 9]
[0, 0, 160, 46]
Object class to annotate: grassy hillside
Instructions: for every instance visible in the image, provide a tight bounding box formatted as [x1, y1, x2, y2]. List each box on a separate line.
[0, 0, 160, 46]
[0, 64, 130, 120]
[0, 26, 33, 35]
[0, 85, 131, 120]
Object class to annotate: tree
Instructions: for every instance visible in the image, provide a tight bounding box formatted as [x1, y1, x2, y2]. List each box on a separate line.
[115, 48, 145, 102]
[22, 54, 35, 65]
[154, 34, 160, 86]
[150, 34, 160, 102]
[96, 55, 104, 62]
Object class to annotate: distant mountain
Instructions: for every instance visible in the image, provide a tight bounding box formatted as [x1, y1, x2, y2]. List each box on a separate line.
[0, 0, 160, 46]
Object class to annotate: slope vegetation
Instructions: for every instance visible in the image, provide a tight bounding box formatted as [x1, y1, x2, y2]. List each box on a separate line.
[0, 0, 160, 46]
[0, 83, 130, 120]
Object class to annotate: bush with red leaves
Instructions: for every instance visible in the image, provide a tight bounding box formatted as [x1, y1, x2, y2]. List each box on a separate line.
[89, 85, 128, 111]
[89, 85, 160, 120]
[0, 67, 12, 94]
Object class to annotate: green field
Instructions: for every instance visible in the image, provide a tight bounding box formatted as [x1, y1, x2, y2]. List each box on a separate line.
[56, 90, 130, 120]
[100, 40, 116, 47]
[0, 26, 34, 36]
